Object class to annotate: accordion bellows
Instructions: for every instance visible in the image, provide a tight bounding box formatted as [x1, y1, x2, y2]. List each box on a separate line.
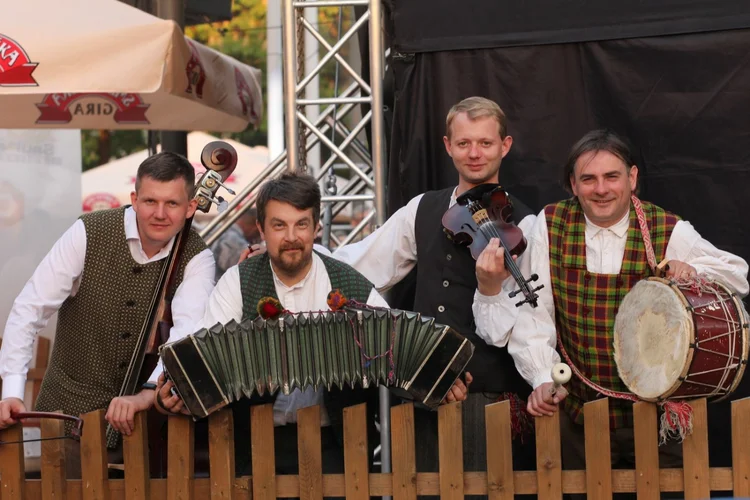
[160, 307, 475, 419]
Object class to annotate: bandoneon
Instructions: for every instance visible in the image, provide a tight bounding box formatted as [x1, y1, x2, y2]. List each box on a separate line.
[161, 306, 475, 418]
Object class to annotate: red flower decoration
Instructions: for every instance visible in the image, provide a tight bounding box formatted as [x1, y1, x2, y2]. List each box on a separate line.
[257, 296, 284, 320]
[326, 289, 348, 311]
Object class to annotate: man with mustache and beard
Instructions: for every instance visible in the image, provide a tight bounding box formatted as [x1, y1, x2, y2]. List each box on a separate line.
[513, 129, 748, 474]
[155, 172, 471, 475]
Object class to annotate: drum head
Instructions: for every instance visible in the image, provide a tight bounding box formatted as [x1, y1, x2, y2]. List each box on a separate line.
[614, 278, 692, 400]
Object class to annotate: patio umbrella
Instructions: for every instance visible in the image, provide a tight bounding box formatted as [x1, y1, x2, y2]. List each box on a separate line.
[0, 0, 263, 131]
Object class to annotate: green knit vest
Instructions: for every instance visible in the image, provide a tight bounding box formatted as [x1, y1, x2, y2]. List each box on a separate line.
[237, 251, 374, 320]
[545, 198, 679, 429]
[35, 207, 207, 447]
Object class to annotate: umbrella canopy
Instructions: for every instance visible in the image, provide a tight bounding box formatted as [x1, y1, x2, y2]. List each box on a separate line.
[0, 0, 263, 131]
[82, 132, 269, 216]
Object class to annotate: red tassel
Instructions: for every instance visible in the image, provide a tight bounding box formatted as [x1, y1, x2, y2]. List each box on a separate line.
[326, 289, 349, 311]
[497, 392, 533, 442]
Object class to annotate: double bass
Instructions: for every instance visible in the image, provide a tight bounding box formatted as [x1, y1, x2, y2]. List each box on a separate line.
[442, 183, 543, 307]
[116, 142, 238, 473]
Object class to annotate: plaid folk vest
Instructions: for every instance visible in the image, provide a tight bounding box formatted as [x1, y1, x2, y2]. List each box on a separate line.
[545, 198, 679, 429]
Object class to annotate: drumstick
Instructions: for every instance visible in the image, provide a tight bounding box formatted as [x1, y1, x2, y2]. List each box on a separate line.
[549, 363, 572, 397]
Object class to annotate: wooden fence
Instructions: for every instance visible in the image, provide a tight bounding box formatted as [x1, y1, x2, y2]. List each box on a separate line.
[0, 396, 748, 499]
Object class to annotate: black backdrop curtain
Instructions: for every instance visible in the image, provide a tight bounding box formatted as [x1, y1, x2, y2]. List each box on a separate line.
[378, 1, 750, 470]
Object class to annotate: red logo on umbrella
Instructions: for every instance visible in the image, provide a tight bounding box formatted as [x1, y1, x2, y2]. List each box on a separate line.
[185, 40, 206, 98]
[35, 93, 150, 124]
[0, 35, 38, 87]
[235, 67, 257, 120]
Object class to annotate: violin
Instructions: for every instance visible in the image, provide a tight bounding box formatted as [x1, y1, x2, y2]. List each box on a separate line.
[441, 183, 543, 307]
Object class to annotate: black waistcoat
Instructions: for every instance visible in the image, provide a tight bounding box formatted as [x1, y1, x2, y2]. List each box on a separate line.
[413, 187, 531, 395]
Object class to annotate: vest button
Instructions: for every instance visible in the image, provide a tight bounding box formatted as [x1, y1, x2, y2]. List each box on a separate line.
[126, 300, 136, 307]
[438, 305, 445, 313]
[443, 280, 449, 288]
[121, 332, 131, 340]
[119, 361, 128, 369]
[132, 267, 143, 274]
[446, 254, 452, 261]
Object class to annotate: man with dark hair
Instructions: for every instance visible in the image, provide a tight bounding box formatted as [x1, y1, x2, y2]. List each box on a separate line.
[0, 151, 215, 477]
[333, 96, 537, 480]
[156, 172, 470, 474]
[512, 129, 748, 469]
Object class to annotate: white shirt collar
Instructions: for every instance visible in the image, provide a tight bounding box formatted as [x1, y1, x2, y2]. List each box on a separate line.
[271, 251, 319, 291]
[584, 209, 630, 239]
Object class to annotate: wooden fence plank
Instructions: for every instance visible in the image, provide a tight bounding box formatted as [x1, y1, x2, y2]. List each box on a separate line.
[297, 405, 323, 500]
[732, 397, 750, 497]
[209, 408, 236, 500]
[534, 411, 562, 500]
[683, 398, 710, 500]
[41, 417, 67, 499]
[343, 403, 369, 500]
[391, 403, 417, 500]
[633, 402, 659, 500]
[251, 404, 276, 500]
[584, 398, 612, 500]
[438, 402, 464, 500]
[122, 411, 149, 500]
[81, 409, 110, 500]
[485, 401, 514, 500]
[167, 416, 195, 500]
[0, 423, 25, 500]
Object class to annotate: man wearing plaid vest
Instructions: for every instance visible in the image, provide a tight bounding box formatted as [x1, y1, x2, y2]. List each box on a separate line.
[509, 130, 749, 470]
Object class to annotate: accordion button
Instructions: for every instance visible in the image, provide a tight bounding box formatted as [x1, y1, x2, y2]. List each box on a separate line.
[443, 280, 449, 288]
[446, 254, 452, 261]
[121, 332, 131, 340]
[126, 300, 136, 307]
[132, 267, 143, 274]
[119, 361, 128, 369]
[438, 305, 445, 313]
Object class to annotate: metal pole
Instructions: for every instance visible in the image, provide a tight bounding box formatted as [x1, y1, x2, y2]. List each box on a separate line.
[367, 0, 391, 486]
[158, 0, 187, 156]
[267, 0, 285, 158]
[282, 0, 299, 170]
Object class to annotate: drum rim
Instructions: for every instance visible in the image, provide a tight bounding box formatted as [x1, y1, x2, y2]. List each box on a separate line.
[711, 281, 750, 402]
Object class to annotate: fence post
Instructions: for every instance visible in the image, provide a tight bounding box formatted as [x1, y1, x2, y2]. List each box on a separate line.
[732, 397, 750, 497]
[343, 403, 370, 500]
[633, 402, 659, 500]
[123, 411, 150, 500]
[41, 416, 67, 499]
[438, 402, 464, 500]
[534, 411, 562, 500]
[81, 409, 110, 500]
[209, 408, 236, 500]
[682, 398, 709, 500]
[167, 415, 195, 500]
[0, 423, 25, 500]
[583, 398, 612, 500]
[391, 403, 417, 500]
[251, 404, 276, 500]
[485, 400, 514, 500]
[298, 405, 323, 500]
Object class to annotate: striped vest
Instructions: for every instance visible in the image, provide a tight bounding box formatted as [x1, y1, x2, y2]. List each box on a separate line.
[545, 198, 679, 429]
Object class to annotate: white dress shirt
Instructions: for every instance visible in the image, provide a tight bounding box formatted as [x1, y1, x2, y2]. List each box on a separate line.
[509, 208, 750, 389]
[200, 252, 389, 426]
[0, 207, 216, 400]
[332, 189, 537, 348]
